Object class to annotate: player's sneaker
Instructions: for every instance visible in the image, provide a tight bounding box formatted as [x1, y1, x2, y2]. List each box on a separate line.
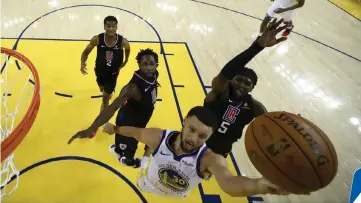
[120, 157, 141, 168]
[282, 25, 294, 37]
[109, 144, 123, 162]
[133, 158, 141, 168]
[119, 157, 127, 167]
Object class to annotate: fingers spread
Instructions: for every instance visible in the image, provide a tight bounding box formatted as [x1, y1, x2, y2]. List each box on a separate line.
[276, 37, 288, 44]
[275, 25, 288, 34]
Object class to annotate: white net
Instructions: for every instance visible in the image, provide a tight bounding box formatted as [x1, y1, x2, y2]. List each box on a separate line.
[1, 48, 39, 199]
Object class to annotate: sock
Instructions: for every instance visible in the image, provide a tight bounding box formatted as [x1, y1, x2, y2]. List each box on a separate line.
[141, 157, 149, 168]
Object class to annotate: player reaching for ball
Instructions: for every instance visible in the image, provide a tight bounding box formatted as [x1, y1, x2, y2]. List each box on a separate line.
[70, 48, 160, 168]
[99, 106, 308, 198]
[203, 18, 287, 158]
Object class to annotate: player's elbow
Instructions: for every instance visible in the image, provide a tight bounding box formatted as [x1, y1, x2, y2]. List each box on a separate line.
[103, 104, 118, 117]
[298, 0, 305, 7]
[211, 74, 227, 93]
[81, 49, 90, 58]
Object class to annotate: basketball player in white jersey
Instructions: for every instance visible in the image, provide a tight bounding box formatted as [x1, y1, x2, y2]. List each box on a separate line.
[258, 0, 305, 37]
[101, 106, 308, 198]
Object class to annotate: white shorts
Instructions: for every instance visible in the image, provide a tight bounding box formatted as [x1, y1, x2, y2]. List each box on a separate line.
[267, 0, 295, 22]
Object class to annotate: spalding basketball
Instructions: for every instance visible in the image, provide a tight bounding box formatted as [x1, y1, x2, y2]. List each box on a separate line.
[245, 111, 338, 193]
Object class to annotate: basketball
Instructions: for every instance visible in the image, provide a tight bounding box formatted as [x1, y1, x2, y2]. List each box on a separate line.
[245, 111, 338, 193]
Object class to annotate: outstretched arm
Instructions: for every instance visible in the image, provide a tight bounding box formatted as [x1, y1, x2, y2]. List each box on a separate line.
[206, 153, 290, 197]
[210, 19, 287, 94]
[112, 127, 163, 150]
[88, 83, 140, 131]
[68, 83, 141, 144]
[80, 35, 98, 75]
[207, 155, 267, 196]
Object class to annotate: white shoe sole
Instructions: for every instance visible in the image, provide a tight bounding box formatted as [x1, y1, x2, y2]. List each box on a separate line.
[109, 145, 123, 163]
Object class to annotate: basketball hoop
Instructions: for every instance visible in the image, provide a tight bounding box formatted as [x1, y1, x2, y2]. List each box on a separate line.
[1, 47, 40, 199]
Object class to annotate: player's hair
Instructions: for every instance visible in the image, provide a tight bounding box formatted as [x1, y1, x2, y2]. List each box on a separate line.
[238, 67, 258, 86]
[136, 48, 159, 64]
[185, 106, 218, 131]
[104, 16, 118, 24]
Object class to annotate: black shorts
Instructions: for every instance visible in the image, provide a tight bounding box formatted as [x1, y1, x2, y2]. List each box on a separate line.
[94, 68, 119, 94]
[206, 137, 232, 158]
[114, 109, 151, 159]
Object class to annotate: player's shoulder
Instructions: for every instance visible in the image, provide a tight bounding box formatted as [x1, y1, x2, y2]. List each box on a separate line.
[90, 35, 100, 45]
[94, 33, 105, 39]
[251, 97, 266, 108]
[121, 36, 128, 42]
[204, 87, 228, 103]
[163, 129, 180, 137]
[126, 82, 141, 92]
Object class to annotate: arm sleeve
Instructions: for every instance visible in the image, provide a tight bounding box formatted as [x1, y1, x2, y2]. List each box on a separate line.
[220, 42, 264, 80]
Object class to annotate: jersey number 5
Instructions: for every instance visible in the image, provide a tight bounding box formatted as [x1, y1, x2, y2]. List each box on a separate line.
[218, 121, 230, 134]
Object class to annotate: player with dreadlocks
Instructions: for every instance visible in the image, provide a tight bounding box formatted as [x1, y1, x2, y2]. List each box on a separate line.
[69, 48, 160, 168]
[203, 19, 288, 159]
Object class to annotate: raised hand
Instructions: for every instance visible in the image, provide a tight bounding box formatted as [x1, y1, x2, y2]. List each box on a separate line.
[257, 18, 288, 47]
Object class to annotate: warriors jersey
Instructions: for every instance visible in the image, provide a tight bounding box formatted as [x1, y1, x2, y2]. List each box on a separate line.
[137, 130, 209, 198]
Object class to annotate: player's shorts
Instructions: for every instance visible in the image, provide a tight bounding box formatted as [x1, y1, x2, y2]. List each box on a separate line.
[206, 137, 232, 158]
[94, 67, 119, 94]
[267, 0, 295, 22]
[115, 109, 153, 159]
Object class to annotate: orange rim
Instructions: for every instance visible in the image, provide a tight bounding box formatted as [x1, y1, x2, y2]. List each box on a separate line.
[1, 47, 40, 162]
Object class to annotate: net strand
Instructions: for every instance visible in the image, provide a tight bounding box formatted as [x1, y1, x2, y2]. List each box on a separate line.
[2, 53, 10, 141]
[1, 51, 34, 199]
[1, 57, 26, 141]
[10, 74, 32, 133]
[1, 154, 20, 199]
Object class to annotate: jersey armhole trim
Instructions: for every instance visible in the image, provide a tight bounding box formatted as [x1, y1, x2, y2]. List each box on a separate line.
[151, 130, 167, 156]
[196, 146, 209, 179]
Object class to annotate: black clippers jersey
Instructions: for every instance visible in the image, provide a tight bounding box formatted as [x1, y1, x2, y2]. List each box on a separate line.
[204, 88, 255, 155]
[120, 70, 159, 126]
[95, 33, 124, 73]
